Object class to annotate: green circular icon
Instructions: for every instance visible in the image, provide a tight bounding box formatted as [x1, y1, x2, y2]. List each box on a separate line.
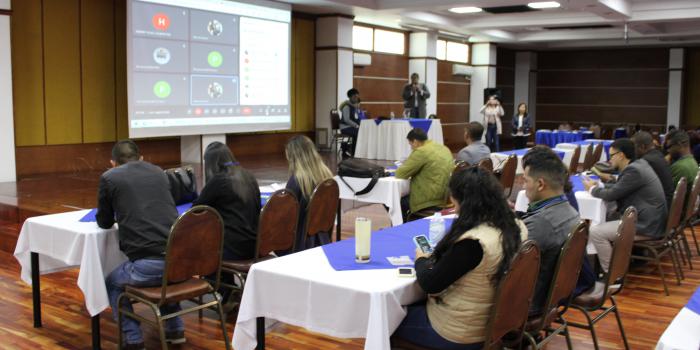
[153, 81, 171, 98]
[208, 51, 223, 68]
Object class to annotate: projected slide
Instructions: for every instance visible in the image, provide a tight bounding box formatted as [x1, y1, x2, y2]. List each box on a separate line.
[127, 0, 291, 138]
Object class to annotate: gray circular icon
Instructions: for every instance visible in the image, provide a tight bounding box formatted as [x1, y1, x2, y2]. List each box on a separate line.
[208, 82, 223, 99]
[207, 19, 223, 36]
[153, 47, 171, 65]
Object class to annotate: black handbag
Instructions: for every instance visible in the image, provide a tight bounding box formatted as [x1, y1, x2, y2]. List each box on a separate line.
[337, 159, 388, 195]
[164, 166, 198, 205]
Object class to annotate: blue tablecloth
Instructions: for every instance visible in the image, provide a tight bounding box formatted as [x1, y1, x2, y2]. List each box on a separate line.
[570, 175, 599, 193]
[374, 119, 432, 133]
[535, 130, 586, 148]
[687, 286, 700, 315]
[614, 128, 628, 139]
[496, 148, 565, 160]
[568, 139, 613, 158]
[79, 192, 272, 222]
[322, 218, 454, 271]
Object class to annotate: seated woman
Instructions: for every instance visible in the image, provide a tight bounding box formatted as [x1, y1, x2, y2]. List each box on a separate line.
[284, 135, 334, 251]
[193, 142, 261, 261]
[393, 167, 527, 350]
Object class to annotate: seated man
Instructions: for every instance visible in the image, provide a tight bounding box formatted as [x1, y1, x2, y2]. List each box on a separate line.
[666, 129, 699, 212]
[520, 147, 583, 314]
[633, 131, 674, 208]
[456, 121, 491, 165]
[396, 128, 454, 221]
[583, 138, 667, 272]
[338, 88, 364, 158]
[97, 140, 182, 350]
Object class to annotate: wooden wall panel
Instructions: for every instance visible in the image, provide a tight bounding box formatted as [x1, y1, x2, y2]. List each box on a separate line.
[353, 78, 405, 101]
[437, 60, 469, 83]
[43, 0, 83, 145]
[437, 83, 469, 103]
[353, 52, 408, 79]
[537, 105, 666, 126]
[436, 60, 470, 133]
[497, 48, 516, 138]
[11, 0, 45, 146]
[436, 105, 469, 124]
[442, 125, 466, 151]
[538, 48, 668, 69]
[227, 132, 313, 157]
[291, 17, 315, 132]
[115, 0, 128, 140]
[360, 103, 405, 118]
[538, 70, 668, 87]
[81, 0, 116, 143]
[684, 48, 700, 128]
[537, 88, 667, 106]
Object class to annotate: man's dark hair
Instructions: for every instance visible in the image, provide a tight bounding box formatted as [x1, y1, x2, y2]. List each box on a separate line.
[111, 139, 140, 165]
[666, 129, 690, 148]
[611, 138, 636, 161]
[466, 121, 484, 140]
[410, 72, 419, 79]
[632, 130, 653, 151]
[407, 128, 428, 142]
[347, 88, 359, 98]
[522, 146, 568, 191]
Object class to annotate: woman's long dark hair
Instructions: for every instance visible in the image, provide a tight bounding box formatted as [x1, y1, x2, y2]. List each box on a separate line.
[203, 141, 255, 205]
[517, 102, 528, 118]
[433, 167, 522, 286]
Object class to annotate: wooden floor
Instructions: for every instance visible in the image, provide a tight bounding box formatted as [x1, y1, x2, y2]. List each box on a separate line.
[0, 152, 698, 349]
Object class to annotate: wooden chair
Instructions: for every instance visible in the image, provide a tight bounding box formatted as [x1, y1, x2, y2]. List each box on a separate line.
[329, 109, 349, 159]
[498, 155, 517, 198]
[218, 190, 299, 310]
[305, 179, 340, 246]
[632, 178, 686, 295]
[478, 158, 494, 173]
[683, 173, 700, 255]
[117, 205, 231, 350]
[569, 207, 637, 350]
[591, 143, 604, 164]
[453, 160, 470, 174]
[568, 146, 581, 175]
[523, 221, 589, 350]
[392, 240, 541, 350]
[581, 145, 595, 172]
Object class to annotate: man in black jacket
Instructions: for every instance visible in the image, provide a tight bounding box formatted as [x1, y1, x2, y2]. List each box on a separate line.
[98, 140, 182, 350]
[633, 131, 674, 208]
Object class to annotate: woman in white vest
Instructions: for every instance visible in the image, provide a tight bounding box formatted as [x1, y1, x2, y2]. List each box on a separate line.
[392, 167, 528, 349]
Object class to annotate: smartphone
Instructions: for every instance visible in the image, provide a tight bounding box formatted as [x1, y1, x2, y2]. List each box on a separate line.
[397, 267, 415, 277]
[413, 235, 433, 254]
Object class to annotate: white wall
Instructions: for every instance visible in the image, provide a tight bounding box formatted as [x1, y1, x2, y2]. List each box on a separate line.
[469, 43, 497, 124]
[0, 14, 16, 182]
[667, 48, 683, 129]
[0, 0, 9, 10]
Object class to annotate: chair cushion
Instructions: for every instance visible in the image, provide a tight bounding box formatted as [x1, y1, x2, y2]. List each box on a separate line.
[572, 281, 619, 309]
[126, 278, 213, 304]
[222, 255, 275, 273]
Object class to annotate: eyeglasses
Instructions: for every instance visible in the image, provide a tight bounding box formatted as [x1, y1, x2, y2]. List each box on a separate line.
[609, 151, 621, 158]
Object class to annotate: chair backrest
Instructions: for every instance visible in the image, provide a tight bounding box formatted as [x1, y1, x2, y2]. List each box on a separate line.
[163, 205, 224, 291]
[478, 158, 494, 173]
[305, 179, 340, 243]
[592, 143, 603, 163]
[568, 146, 581, 175]
[666, 177, 688, 235]
[256, 189, 300, 257]
[603, 207, 637, 301]
[581, 145, 595, 171]
[499, 155, 517, 193]
[453, 160, 470, 174]
[330, 109, 341, 130]
[484, 240, 541, 349]
[684, 173, 700, 223]
[534, 221, 589, 330]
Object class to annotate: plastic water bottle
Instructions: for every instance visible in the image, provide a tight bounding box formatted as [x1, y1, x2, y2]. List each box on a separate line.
[389, 111, 395, 119]
[428, 212, 445, 247]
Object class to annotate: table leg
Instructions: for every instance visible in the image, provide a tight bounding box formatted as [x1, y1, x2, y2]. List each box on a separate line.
[31, 252, 42, 328]
[256, 317, 265, 350]
[336, 199, 342, 242]
[91, 314, 101, 350]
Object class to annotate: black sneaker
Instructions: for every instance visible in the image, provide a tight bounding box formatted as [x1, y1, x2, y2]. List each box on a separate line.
[165, 330, 186, 344]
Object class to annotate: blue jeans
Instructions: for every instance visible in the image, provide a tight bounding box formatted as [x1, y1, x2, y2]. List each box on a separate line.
[106, 259, 184, 344]
[393, 302, 483, 350]
[486, 123, 499, 151]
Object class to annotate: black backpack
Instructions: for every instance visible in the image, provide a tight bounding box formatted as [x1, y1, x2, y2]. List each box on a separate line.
[337, 159, 388, 195]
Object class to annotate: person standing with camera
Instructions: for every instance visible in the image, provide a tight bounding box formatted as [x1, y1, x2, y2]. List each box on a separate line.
[480, 95, 504, 151]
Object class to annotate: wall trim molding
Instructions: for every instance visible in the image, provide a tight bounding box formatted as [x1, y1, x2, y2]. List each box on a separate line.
[316, 46, 353, 52]
[354, 75, 406, 81]
[0, 10, 11, 16]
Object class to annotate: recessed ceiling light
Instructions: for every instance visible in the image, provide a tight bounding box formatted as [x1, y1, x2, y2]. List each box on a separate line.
[448, 7, 483, 14]
[528, 1, 561, 9]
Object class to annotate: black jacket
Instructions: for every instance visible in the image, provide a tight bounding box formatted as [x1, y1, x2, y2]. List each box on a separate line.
[642, 149, 674, 208]
[96, 161, 177, 261]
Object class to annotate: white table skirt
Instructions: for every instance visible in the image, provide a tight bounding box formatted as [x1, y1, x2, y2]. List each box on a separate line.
[555, 142, 608, 163]
[335, 176, 410, 226]
[656, 308, 700, 350]
[13, 210, 126, 316]
[491, 149, 575, 175]
[354, 119, 444, 161]
[232, 246, 425, 350]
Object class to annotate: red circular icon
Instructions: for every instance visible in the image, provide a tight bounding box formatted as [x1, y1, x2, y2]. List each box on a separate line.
[152, 13, 170, 31]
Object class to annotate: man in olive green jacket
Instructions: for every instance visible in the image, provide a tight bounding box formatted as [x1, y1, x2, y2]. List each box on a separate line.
[396, 128, 454, 221]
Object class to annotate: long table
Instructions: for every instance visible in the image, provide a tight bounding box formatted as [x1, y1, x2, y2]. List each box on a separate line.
[657, 286, 700, 349]
[335, 175, 409, 226]
[491, 148, 572, 175]
[355, 119, 444, 161]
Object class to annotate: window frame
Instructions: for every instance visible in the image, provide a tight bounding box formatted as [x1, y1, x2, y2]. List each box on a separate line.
[436, 37, 471, 65]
